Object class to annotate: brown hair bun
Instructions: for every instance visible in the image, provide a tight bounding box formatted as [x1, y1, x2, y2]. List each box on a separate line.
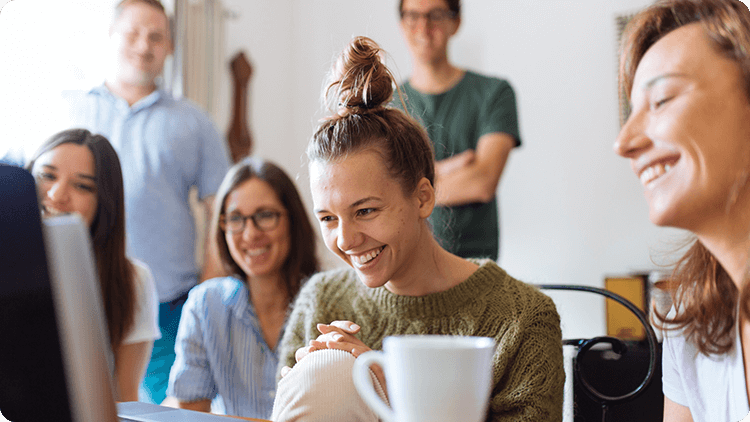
[325, 36, 396, 116]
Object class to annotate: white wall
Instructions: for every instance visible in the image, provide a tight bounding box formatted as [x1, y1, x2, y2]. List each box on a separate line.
[0, 0, 713, 340]
[218, 0, 695, 340]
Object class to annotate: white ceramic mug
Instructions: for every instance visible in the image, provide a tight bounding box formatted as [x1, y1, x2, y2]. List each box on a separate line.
[352, 335, 495, 422]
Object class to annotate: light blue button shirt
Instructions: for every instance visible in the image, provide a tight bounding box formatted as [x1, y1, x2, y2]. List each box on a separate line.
[66, 86, 231, 301]
[167, 277, 280, 419]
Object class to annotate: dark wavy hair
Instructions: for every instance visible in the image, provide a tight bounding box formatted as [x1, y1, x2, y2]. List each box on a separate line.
[27, 128, 135, 353]
[619, 0, 750, 355]
[211, 157, 319, 300]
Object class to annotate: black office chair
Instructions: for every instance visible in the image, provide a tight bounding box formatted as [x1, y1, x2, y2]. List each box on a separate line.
[536, 285, 660, 422]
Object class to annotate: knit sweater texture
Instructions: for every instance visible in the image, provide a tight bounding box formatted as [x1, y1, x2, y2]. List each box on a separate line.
[277, 259, 564, 422]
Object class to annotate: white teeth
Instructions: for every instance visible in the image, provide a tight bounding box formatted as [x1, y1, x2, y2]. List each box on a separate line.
[43, 206, 65, 217]
[351, 247, 384, 267]
[246, 246, 271, 257]
[640, 162, 673, 186]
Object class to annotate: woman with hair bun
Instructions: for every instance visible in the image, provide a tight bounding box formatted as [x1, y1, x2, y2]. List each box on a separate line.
[616, 1, 750, 421]
[271, 36, 564, 422]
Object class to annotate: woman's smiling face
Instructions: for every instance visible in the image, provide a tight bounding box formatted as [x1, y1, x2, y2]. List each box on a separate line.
[310, 149, 427, 290]
[614, 23, 750, 232]
[32, 143, 99, 227]
[223, 177, 291, 280]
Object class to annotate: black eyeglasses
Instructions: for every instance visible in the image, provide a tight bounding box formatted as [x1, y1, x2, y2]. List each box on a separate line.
[400, 9, 457, 26]
[221, 210, 284, 233]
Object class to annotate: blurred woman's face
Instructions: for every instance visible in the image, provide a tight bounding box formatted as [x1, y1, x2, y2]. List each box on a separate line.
[310, 150, 430, 292]
[614, 23, 750, 233]
[32, 143, 98, 227]
[222, 178, 291, 280]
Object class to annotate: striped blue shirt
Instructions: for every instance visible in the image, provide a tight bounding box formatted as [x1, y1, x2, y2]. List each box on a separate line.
[167, 277, 280, 419]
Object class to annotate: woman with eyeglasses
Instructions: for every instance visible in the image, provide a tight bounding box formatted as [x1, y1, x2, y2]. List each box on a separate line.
[396, 0, 520, 261]
[163, 157, 319, 419]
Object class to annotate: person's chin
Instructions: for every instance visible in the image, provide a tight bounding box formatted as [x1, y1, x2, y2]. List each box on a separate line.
[647, 203, 681, 228]
[356, 273, 388, 290]
[118, 68, 157, 87]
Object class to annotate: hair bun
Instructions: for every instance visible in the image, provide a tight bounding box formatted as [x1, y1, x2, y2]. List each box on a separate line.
[325, 36, 395, 116]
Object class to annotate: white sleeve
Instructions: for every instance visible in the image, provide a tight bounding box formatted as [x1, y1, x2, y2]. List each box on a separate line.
[122, 259, 161, 345]
[660, 307, 688, 407]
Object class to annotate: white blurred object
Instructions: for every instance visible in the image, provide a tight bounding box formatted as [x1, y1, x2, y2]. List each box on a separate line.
[648, 270, 672, 342]
[174, 0, 225, 122]
[44, 214, 119, 422]
[562, 345, 576, 422]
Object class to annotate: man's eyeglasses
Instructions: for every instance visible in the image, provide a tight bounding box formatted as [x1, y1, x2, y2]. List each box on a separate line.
[400, 9, 457, 26]
[221, 210, 284, 233]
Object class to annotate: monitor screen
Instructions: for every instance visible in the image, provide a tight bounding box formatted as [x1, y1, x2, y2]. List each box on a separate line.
[0, 165, 118, 422]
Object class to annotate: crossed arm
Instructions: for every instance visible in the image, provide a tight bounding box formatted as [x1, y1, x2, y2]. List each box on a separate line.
[434, 132, 515, 207]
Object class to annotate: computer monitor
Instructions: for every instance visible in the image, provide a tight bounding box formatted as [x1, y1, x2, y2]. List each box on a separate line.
[0, 164, 118, 422]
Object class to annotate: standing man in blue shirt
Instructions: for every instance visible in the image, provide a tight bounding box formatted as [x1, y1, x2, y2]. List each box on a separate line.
[67, 0, 231, 404]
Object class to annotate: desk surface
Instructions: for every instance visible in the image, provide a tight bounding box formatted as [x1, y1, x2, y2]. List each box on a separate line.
[117, 402, 271, 422]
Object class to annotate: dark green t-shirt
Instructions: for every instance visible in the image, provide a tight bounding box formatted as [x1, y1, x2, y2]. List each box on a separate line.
[398, 71, 521, 260]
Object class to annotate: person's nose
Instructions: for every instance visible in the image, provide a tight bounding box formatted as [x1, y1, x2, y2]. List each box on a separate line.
[336, 220, 362, 253]
[133, 34, 150, 53]
[46, 181, 69, 204]
[613, 110, 652, 159]
[414, 15, 430, 34]
[240, 218, 263, 240]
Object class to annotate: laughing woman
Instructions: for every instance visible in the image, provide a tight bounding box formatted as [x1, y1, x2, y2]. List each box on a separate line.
[271, 37, 564, 422]
[616, 1, 750, 421]
[164, 158, 319, 419]
[27, 129, 160, 402]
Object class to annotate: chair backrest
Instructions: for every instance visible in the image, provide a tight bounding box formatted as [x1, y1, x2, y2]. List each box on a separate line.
[536, 284, 660, 422]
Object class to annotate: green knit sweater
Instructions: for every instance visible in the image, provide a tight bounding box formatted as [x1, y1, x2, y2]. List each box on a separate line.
[278, 259, 564, 422]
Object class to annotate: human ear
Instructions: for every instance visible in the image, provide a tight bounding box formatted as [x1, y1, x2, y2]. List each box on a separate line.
[449, 16, 461, 37]
[415, 177, 435, 219]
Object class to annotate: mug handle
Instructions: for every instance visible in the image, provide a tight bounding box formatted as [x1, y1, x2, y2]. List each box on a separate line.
[352, 351, 393, 422]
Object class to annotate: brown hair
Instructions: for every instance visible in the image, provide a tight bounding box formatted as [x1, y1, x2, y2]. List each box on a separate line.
[27, 129, 136, 353]
[619, 0, 750, 355]
[113, 0, 172, 42]
[308, 36, 435, 197]
[399, 0, 460, 17]
[211, 157, 319, 300]
[115, 0, 166, 16]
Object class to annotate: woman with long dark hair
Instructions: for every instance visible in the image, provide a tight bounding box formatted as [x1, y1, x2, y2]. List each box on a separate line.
[27, 128, 160, 401]
[165, 157, 319, 419]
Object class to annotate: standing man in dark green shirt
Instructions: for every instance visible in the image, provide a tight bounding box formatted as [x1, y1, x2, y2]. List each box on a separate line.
[397, 0, 521, 260]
